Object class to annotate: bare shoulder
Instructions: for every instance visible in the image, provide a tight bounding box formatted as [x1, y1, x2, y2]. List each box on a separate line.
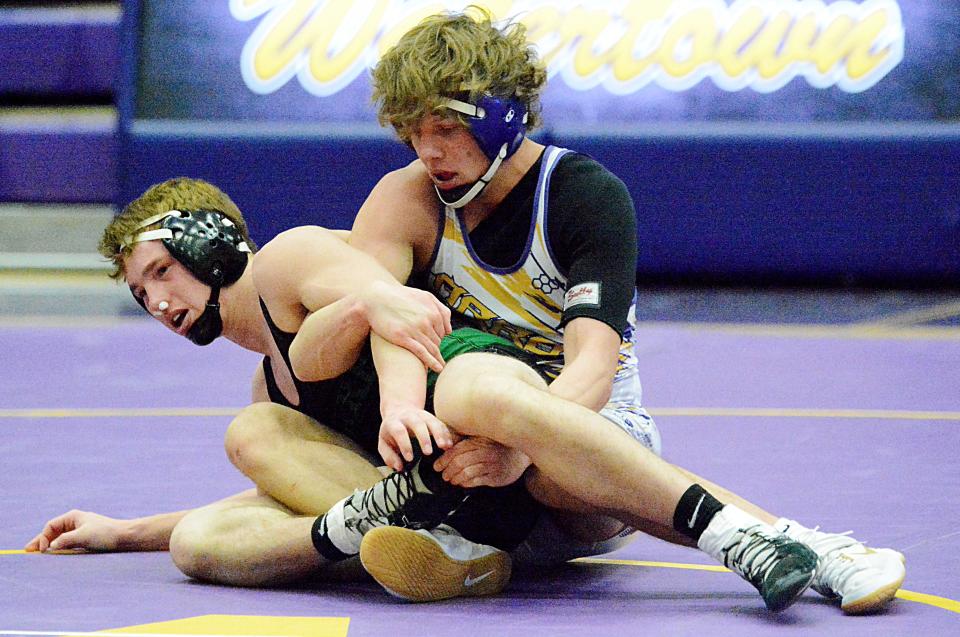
[255, 227, 339, 267]
[358, 162, 436, 227]
[251, 226, 342, 297]
[354, 161, 439, 268]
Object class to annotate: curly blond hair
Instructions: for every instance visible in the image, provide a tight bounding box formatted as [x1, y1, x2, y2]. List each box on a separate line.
[371, 6, 547, 142]
[99, 177, 255, 280]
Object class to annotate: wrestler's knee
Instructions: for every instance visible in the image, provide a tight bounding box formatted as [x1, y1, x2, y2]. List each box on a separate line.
[224, 402, 284, 474]
[169, 510, 222, 582]
[434, 353, 545, 437]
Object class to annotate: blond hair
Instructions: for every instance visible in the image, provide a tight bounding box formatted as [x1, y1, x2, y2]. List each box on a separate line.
[99, 177, 255, 280]
[371, 7, 547, 142]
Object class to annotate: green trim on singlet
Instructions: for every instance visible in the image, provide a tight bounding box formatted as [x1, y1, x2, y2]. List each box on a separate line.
[427, 327, 523, 388]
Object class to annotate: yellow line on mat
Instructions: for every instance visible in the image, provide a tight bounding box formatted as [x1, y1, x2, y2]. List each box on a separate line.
[575, 557, 729, 572]
[895, 590, 960, 614]
[2, 551, 957, 614]
[574, 557, 960, 614]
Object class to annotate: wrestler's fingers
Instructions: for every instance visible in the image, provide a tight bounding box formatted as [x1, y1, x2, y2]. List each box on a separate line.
[433, 448, 451, 472]
[381, 420, 415, 462]
[428, 297, 452, 336]
[405, 338, 444, 373]
[407, 418, 434, 457]
[446, 462, 486, 487]
[439, 448, 484, 482]
[433, 439, 474, 472]
[458, 474, 493, 488]
[36, 511, 77, 543]
[378, 438, 405, 473]
[24, 534, 44, 552]
[441, 303, 452, 334]
[48, 529, 84, 552]
[394, 428, 415, 462]
[424, 415, 454, 449]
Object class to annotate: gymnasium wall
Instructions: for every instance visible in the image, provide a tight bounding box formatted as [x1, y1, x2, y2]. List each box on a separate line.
[4, 1, 958, 286]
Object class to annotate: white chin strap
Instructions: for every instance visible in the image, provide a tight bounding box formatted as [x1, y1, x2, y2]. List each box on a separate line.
[435, 144, 507, 209]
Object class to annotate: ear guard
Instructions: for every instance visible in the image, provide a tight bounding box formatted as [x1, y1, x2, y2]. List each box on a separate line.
[122, 209, 252, 345]
[443, 95, 528, 162]
[434, 95, 529, 209]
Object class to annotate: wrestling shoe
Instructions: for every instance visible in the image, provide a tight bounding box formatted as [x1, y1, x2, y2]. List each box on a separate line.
[779, 521, 906, 614]
[314, 457, 468, 559]
[699, 505, 818, 611]
[360, 524, 512, 602]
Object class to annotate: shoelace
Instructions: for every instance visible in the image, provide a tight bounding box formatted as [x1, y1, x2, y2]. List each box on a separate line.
[790, 527, 861, 597]
[721, 525, 795, 588]
[343, 469, 418, 534]
[813, 547, 865, 598]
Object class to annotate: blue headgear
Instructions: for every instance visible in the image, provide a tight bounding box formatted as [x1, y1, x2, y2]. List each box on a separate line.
[122, 209, 252, 346]
[436, 95, 529, 209]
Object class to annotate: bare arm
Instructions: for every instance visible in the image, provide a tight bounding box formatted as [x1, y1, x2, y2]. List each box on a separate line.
[24, 509, 190, 552]
[349, 165, 440, 283]
[290, 294, 371, 381]
[254, 228, 449, 380]
[370, 333, 457, 471]
[548, 317, 621, 410]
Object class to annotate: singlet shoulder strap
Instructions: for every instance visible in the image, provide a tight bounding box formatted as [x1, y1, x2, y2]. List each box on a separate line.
[258, 297, 301, 407]
[259, 297, 297, 370]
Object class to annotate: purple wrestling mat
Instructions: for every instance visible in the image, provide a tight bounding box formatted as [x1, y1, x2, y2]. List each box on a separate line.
[1, 318, 958, 636]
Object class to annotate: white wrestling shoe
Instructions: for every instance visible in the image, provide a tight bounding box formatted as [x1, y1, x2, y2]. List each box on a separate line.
[359, 524, 512, 602]
[778, 520, 906, 614]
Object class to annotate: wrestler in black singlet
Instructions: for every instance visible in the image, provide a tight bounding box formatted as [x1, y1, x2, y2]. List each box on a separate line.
[259, 298, 383, 457]
[259, 299, 544, 550]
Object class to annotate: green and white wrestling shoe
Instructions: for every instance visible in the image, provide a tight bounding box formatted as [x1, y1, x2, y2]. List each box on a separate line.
[699, 505, 818, 611]
[360, 524, 512, 602]
[777, 519, 906, 614]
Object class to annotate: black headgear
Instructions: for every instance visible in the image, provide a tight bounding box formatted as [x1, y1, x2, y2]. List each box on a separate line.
[123, 209, 252, 345]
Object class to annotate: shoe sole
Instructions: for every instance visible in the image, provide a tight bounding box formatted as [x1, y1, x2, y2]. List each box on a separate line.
[840, 550, 907, 615]
[841, 575, 905, 614]
[360, 526, 512, 602]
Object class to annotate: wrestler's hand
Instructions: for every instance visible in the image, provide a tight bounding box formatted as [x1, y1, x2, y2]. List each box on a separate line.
[378, 407, 460, 472]
[362, 281, 452, 373]
[434, 437, 532, 488]
[24, 510, 128, 553]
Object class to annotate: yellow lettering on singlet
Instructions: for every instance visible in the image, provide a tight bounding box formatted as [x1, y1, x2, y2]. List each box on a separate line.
[431, 272, 564, 358]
